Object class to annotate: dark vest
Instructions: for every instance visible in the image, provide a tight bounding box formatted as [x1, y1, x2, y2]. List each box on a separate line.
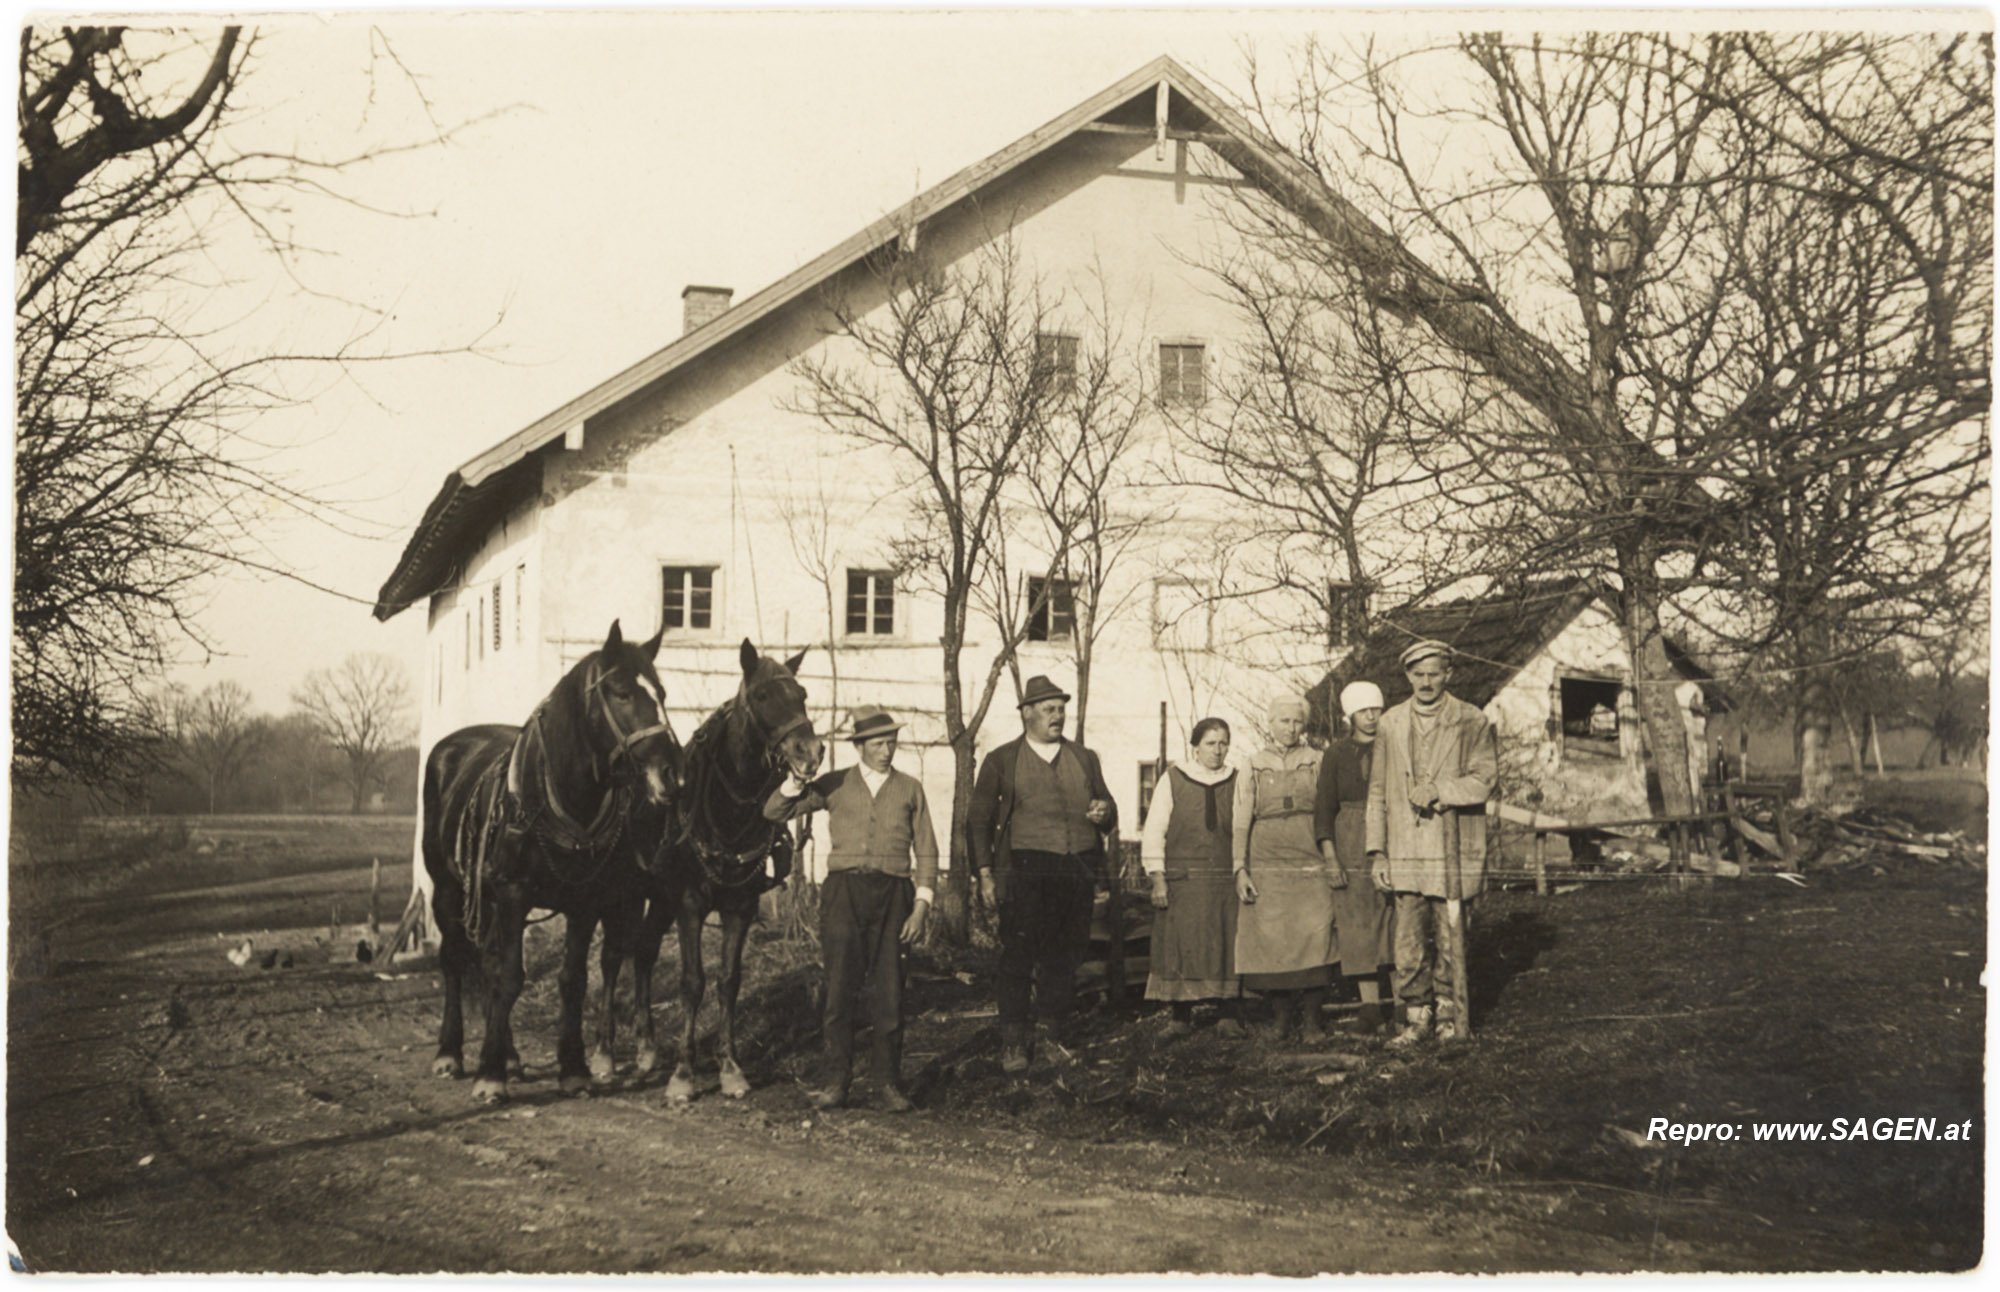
[1010, 742, 1096, 855]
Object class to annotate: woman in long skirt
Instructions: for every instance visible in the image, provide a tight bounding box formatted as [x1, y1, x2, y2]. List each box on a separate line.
[1316, 680, 1395, 1034]
[1142, 718, 1242, 1034]
[1233, 694, 1341, 1039]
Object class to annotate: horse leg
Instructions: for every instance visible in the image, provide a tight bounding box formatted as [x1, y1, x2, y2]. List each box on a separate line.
[432, 895, 471, 1079]
[716, 902, 753, 1100]
[665, 900, 705, 1105]
[591, 903, 629, 1082]
[556, 910, 595, 1094]
[473, 893, 528, 1103]
[629, 898, 667, 1077]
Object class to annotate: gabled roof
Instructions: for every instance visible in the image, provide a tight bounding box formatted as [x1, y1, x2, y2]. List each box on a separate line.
[375, 54, 1290, 620]
[1307, 577, 1724, 728]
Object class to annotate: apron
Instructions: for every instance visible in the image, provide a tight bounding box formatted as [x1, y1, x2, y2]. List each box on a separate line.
[1146, 767, 1239, 1001]
[1233, 753, 1338, 979]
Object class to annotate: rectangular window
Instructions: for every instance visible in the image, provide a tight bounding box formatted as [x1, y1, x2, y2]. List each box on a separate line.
[845, 569, 895, 636]
[1159, 343, 1206, 407]
[1026, 575, 1077, 643]
[1326, 581, 1364, 649]
[1152, 578, 1212, 651]
[514, 565, 525, 645]
[662, 565, 716, 632]
[1560, 676, 1624, 756]
[1034, 332, 1079, 397]
[492, 580, 503, 652]
[1137, 762, 1162, 827]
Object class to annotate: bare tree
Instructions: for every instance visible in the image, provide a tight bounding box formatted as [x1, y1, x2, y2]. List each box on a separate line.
[788, 234, 1069, 943]
[293, 654, 414, 813]
[1018, 275, 1162, 742]
[14, 25, 497, 789]
[172, 681, 263, 813]
[1214, 31, 1989, 814]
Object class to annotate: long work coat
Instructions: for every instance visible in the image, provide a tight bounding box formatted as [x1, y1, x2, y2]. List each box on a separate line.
[1364, 694, 1499, 898]
[1315, 736, 1394, 975]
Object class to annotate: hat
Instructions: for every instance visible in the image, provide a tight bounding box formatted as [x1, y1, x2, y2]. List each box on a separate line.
[1340, 680, 1385, 714]
[1398, 639, 1453, 670]
[1019, 675, 1071, 707]
[1266, 693, 1310, 721]
[847, 705, 903, 743]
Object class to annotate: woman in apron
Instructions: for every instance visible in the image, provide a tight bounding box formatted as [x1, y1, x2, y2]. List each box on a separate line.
[1316, 680, 1395, 1034]
[1232, 694, 1341, 1039]
[1142, 717, 1242, 1035]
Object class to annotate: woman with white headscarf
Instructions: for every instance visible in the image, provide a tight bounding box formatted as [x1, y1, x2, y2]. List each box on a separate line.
[1315, 680, 1395, 1033]
[1231, 693, 1341, 1040]
[1142, 717, 1243, 1035]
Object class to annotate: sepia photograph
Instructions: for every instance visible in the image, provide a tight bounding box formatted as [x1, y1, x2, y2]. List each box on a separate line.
[7, 6, 1990, 1275]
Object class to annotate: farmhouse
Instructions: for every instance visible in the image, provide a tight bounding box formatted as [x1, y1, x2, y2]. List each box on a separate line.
[375, 56, 1599, 909]
[1312, 578, 1723, 822]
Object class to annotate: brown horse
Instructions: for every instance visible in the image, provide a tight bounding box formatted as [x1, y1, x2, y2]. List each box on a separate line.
[592, 639, 822, 1101]
[421, 620, 680, 1103]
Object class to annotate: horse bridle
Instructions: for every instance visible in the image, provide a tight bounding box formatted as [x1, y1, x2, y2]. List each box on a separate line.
[585, 660, 679, 771]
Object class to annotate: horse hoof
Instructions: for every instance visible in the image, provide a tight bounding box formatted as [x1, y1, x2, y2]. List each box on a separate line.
[559, 1073, 593, 1096]
[431, 1055, 463, 1079]
[719, 1068, 751, 1100]
[664, 1073, 695, 1105]
[634, 1046, 660, 1076]
[472, 1078, 508, 1104]
[588, 1051, 615, 1082]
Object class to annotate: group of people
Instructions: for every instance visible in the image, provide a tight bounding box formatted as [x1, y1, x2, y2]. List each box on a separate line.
[764, 639, 1498, 1112]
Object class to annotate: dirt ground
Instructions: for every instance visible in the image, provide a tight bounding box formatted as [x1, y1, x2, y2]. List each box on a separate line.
[6, 805, 1986, 1274]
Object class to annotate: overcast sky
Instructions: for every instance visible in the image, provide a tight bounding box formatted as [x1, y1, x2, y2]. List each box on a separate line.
[42, 4, 1960, 716]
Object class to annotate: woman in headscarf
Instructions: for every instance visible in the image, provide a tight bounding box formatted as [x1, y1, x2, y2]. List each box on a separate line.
[1232, 693, 1341, 1040]
[1142, 717, 1243, 1035]
[1315, 680, 1395, 1034]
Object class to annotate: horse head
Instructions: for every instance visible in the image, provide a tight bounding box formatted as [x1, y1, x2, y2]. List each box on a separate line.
[583, 619, 683, 807]
[736, 638, 823, 782]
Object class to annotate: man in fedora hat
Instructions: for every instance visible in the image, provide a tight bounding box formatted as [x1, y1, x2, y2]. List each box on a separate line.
[967, 674, 1118, 1074]
[766, 704, 938, 1111]
[1365, 640, 1497, 1046]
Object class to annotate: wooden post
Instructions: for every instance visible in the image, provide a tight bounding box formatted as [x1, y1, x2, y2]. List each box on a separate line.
[1774, 797, 1798, 873]
[1439, 808, 1470, 1040]
[1722, 785, 1748, 871]
[369, 859, 382, 934]
[1104, 844, 1127, 1010]
[1533, 830, 1547, 896]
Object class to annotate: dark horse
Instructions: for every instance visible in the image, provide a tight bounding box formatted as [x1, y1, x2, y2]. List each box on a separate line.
[593, 639, 822, 1102]
[421, 620, 681, 1103]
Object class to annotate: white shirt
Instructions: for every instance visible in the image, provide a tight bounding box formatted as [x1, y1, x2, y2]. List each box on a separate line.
[783, 763, 932, 905]
[1024, 735, 1063, 763]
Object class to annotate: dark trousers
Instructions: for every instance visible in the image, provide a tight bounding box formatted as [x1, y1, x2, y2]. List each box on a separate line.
[996, 849, 1096, 1031]
[819, 869, 913, 1089]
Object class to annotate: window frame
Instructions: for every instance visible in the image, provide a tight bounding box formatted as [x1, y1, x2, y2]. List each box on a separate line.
[1326, 580, 1365, 650]
[1158, 341, 1207, 408]
[661, 563, 721, 635]
[1136, 761, 1163, 828]
[844, 567, 897, 638]
[1025, 574, 1078, 643]
[1034, 331, 1080, 399]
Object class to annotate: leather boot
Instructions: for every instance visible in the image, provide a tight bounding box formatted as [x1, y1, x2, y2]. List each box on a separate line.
[1299, 987, 1329, 1040]
[870, 1030, 911, 1110]
[1271, 992, 1299, 1041]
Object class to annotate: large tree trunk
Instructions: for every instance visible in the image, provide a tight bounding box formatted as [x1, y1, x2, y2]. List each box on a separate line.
[1793, 627, 1838, 806]
[1615, 546, 1694, 822]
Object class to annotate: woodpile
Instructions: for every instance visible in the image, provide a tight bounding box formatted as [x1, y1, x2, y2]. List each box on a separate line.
[1788, 806, 1987, 872]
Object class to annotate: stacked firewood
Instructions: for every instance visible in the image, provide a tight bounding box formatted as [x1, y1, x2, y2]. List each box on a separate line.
[1789, 806, 1987, 871]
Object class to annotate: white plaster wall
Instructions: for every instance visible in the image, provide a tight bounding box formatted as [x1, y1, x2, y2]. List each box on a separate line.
[1484, 600, 1650, 821]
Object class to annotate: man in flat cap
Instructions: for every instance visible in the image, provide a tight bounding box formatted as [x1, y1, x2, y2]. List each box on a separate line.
[1366, 641, 1498, 1045]
[1315, 679, 1395, 1034]
[766, 705, 938, 1111]
[968, 675, 1119, 1074]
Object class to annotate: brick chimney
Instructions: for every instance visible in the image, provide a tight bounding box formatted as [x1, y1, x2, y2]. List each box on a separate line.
[681, 285, 733, 335]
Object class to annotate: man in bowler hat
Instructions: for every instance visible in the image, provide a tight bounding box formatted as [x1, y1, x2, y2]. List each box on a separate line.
[967, 675, 1118, 1074]
[767, 705, 938, 1110]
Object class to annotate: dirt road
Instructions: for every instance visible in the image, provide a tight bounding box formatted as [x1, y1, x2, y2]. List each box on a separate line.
[6, 817, 1975, 1273]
